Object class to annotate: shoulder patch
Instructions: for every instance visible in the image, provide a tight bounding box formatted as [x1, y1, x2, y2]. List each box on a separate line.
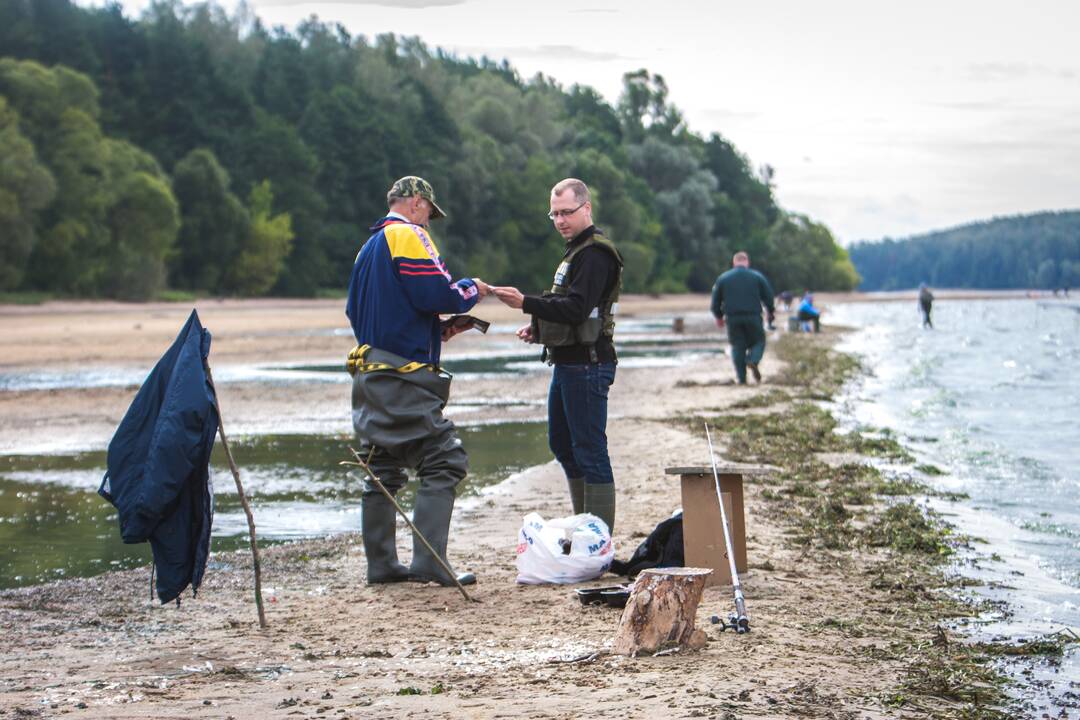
[384, 223, 442, 262]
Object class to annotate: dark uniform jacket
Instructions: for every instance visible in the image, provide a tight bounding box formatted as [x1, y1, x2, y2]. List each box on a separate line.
[711, 267, 775, 319]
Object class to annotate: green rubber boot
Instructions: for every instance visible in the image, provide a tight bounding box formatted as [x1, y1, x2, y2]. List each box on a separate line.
[361, 494, 409, 584]
[408, 488, 476, 586]
[584, 483, 616, 535]
[567, 476, 585, 515]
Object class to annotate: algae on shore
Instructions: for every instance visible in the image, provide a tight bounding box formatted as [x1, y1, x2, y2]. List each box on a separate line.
[692, 332, 1071, 718]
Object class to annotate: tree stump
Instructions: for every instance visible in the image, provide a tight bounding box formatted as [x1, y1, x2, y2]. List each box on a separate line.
[612, 567, 713, 656]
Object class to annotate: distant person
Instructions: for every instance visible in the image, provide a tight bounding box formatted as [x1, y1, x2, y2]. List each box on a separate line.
[797, 292, 821, 333]
[711, 251, 775, 384]
[918, 283, 934, 329]
[778, 290, 794, 311]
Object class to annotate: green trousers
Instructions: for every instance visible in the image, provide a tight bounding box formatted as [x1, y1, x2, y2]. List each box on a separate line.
[725, 314, 766, 383]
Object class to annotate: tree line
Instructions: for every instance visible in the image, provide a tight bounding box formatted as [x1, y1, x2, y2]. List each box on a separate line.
[848, 211, 1080, 291]
[0, 0, 859, 300]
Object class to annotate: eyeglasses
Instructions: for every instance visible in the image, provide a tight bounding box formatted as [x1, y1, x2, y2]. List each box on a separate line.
[547, 201, 586, 221]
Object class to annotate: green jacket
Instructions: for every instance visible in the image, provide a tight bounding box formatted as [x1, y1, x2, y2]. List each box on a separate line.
[711, 267, 775, 318]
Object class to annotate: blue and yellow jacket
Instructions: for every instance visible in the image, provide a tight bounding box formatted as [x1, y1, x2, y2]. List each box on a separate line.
[346, 215, 479, 366]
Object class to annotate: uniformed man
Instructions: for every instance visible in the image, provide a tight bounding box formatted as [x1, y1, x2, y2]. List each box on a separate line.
[711, 251, 775, 384]
[346, 176, 489, 586]
[492, 178, 622, 533]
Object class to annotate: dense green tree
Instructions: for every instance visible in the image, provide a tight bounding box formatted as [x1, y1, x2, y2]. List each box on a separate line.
[100, 141, 179, 300]
[225, 180, 293, 296]
[759, 214, 859, 293]
[170, 148, 248, 293]
[0, 58, 180, 297]
[618, 69, 685, 142]
[234, 108, 324, 295]
[0, 97, 56, 290]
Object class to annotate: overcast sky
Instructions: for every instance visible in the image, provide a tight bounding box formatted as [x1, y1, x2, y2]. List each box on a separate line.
[97, 0, 1079, 244]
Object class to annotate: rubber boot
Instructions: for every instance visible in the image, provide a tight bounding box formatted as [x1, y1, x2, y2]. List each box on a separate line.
[361, 493, 409, 584]
[408, 488, 476, 586]
[567, 476, 585, 515]
[584, 482, 616, 535]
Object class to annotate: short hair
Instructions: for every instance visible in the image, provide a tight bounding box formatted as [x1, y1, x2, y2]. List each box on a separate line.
[733, 251, 750, 264]
[551, 178, 590, 204]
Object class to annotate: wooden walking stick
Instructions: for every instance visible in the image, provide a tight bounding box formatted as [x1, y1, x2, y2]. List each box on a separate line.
[204, 362, 268, 629]
[342, 446, 478, 604]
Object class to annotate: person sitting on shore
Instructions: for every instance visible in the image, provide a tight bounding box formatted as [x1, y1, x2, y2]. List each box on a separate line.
[797, 292, 821, 333]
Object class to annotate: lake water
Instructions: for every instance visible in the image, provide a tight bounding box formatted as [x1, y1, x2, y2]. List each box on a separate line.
[829, 297, 1080, 711]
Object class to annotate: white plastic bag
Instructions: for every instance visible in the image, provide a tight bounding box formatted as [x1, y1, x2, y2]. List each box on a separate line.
[515, 512, 614, 584]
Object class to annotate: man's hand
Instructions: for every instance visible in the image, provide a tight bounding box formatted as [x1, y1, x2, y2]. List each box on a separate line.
[715, 316, 725, 329]
[492, 286, 525, 309]
[441, 323, 465, 342]
[440, 315, 473, 342]
[472, 278, 492, 298]
[516, 323, 534, 343]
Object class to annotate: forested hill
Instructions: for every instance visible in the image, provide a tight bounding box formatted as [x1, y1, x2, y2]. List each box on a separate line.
[0, 0, 858, 300]
[848, 211, 1080, 291]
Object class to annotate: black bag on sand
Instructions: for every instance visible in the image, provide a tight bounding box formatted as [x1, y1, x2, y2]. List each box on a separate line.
[609, 511, 683, 579]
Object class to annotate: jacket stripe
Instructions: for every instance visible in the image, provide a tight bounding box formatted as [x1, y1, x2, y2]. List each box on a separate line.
[400, 269, 448, 277]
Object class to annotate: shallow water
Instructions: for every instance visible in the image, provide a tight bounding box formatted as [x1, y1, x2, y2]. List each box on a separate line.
[829, 297, 1080, 709]
[0, 311, 725, 587]
[0, 313, 720, 392]
[0, 422, 552, 589]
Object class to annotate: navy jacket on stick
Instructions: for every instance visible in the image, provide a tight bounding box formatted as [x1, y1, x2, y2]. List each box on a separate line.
[99, 309, 218, 604]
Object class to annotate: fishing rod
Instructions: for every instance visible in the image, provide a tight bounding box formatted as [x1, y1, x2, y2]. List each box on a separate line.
[705, 423, 750, 633]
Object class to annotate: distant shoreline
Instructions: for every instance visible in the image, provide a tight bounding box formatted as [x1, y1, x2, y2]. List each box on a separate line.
[0, 287, 1058, 315]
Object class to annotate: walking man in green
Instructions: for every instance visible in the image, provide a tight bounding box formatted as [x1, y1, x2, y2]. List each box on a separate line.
[711, 251, 775, 384]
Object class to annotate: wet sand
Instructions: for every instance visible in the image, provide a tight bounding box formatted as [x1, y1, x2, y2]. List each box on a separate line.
[0, 296, 934, 718]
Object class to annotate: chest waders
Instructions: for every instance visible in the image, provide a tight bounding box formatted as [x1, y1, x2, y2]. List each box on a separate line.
[346, 344, 476, 587]
[534, 232, 624, 363]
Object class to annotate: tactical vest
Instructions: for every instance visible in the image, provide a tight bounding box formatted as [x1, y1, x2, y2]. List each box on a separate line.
[535, 232, 623, 358]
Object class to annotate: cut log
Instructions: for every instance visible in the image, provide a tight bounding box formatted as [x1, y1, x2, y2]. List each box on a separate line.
[612, 567, 713, 656]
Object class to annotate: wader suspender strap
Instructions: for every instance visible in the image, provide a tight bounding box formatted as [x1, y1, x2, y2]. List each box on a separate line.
[346, 344, 441, 376]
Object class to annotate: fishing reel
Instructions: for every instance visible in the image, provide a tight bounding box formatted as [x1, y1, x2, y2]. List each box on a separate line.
[710, 613, 751, 634]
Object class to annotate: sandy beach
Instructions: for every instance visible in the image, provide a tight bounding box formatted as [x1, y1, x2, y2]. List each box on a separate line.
[0, 295, 1003, 719]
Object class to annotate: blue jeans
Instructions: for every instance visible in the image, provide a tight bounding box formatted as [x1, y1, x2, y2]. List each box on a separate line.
[548, 362, 616, 486]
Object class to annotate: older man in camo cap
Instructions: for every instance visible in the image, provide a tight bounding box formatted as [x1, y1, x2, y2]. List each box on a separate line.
[345, 175, 490, 587]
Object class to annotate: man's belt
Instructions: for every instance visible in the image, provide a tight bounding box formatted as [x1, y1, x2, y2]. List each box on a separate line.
[346, 344, 446, 377]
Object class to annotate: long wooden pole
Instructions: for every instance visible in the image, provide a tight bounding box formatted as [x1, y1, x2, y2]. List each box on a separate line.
[204, 362, 268, 629]
[343, 447, 477, 603]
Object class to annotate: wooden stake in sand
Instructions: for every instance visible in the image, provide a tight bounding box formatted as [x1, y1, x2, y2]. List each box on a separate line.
[204, 362, 268, 629]
[342, 446, 477, 604]
[612, 567, 713, 656]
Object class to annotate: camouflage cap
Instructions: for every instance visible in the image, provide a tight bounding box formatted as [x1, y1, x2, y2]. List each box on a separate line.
[387, 175, 446, 220]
